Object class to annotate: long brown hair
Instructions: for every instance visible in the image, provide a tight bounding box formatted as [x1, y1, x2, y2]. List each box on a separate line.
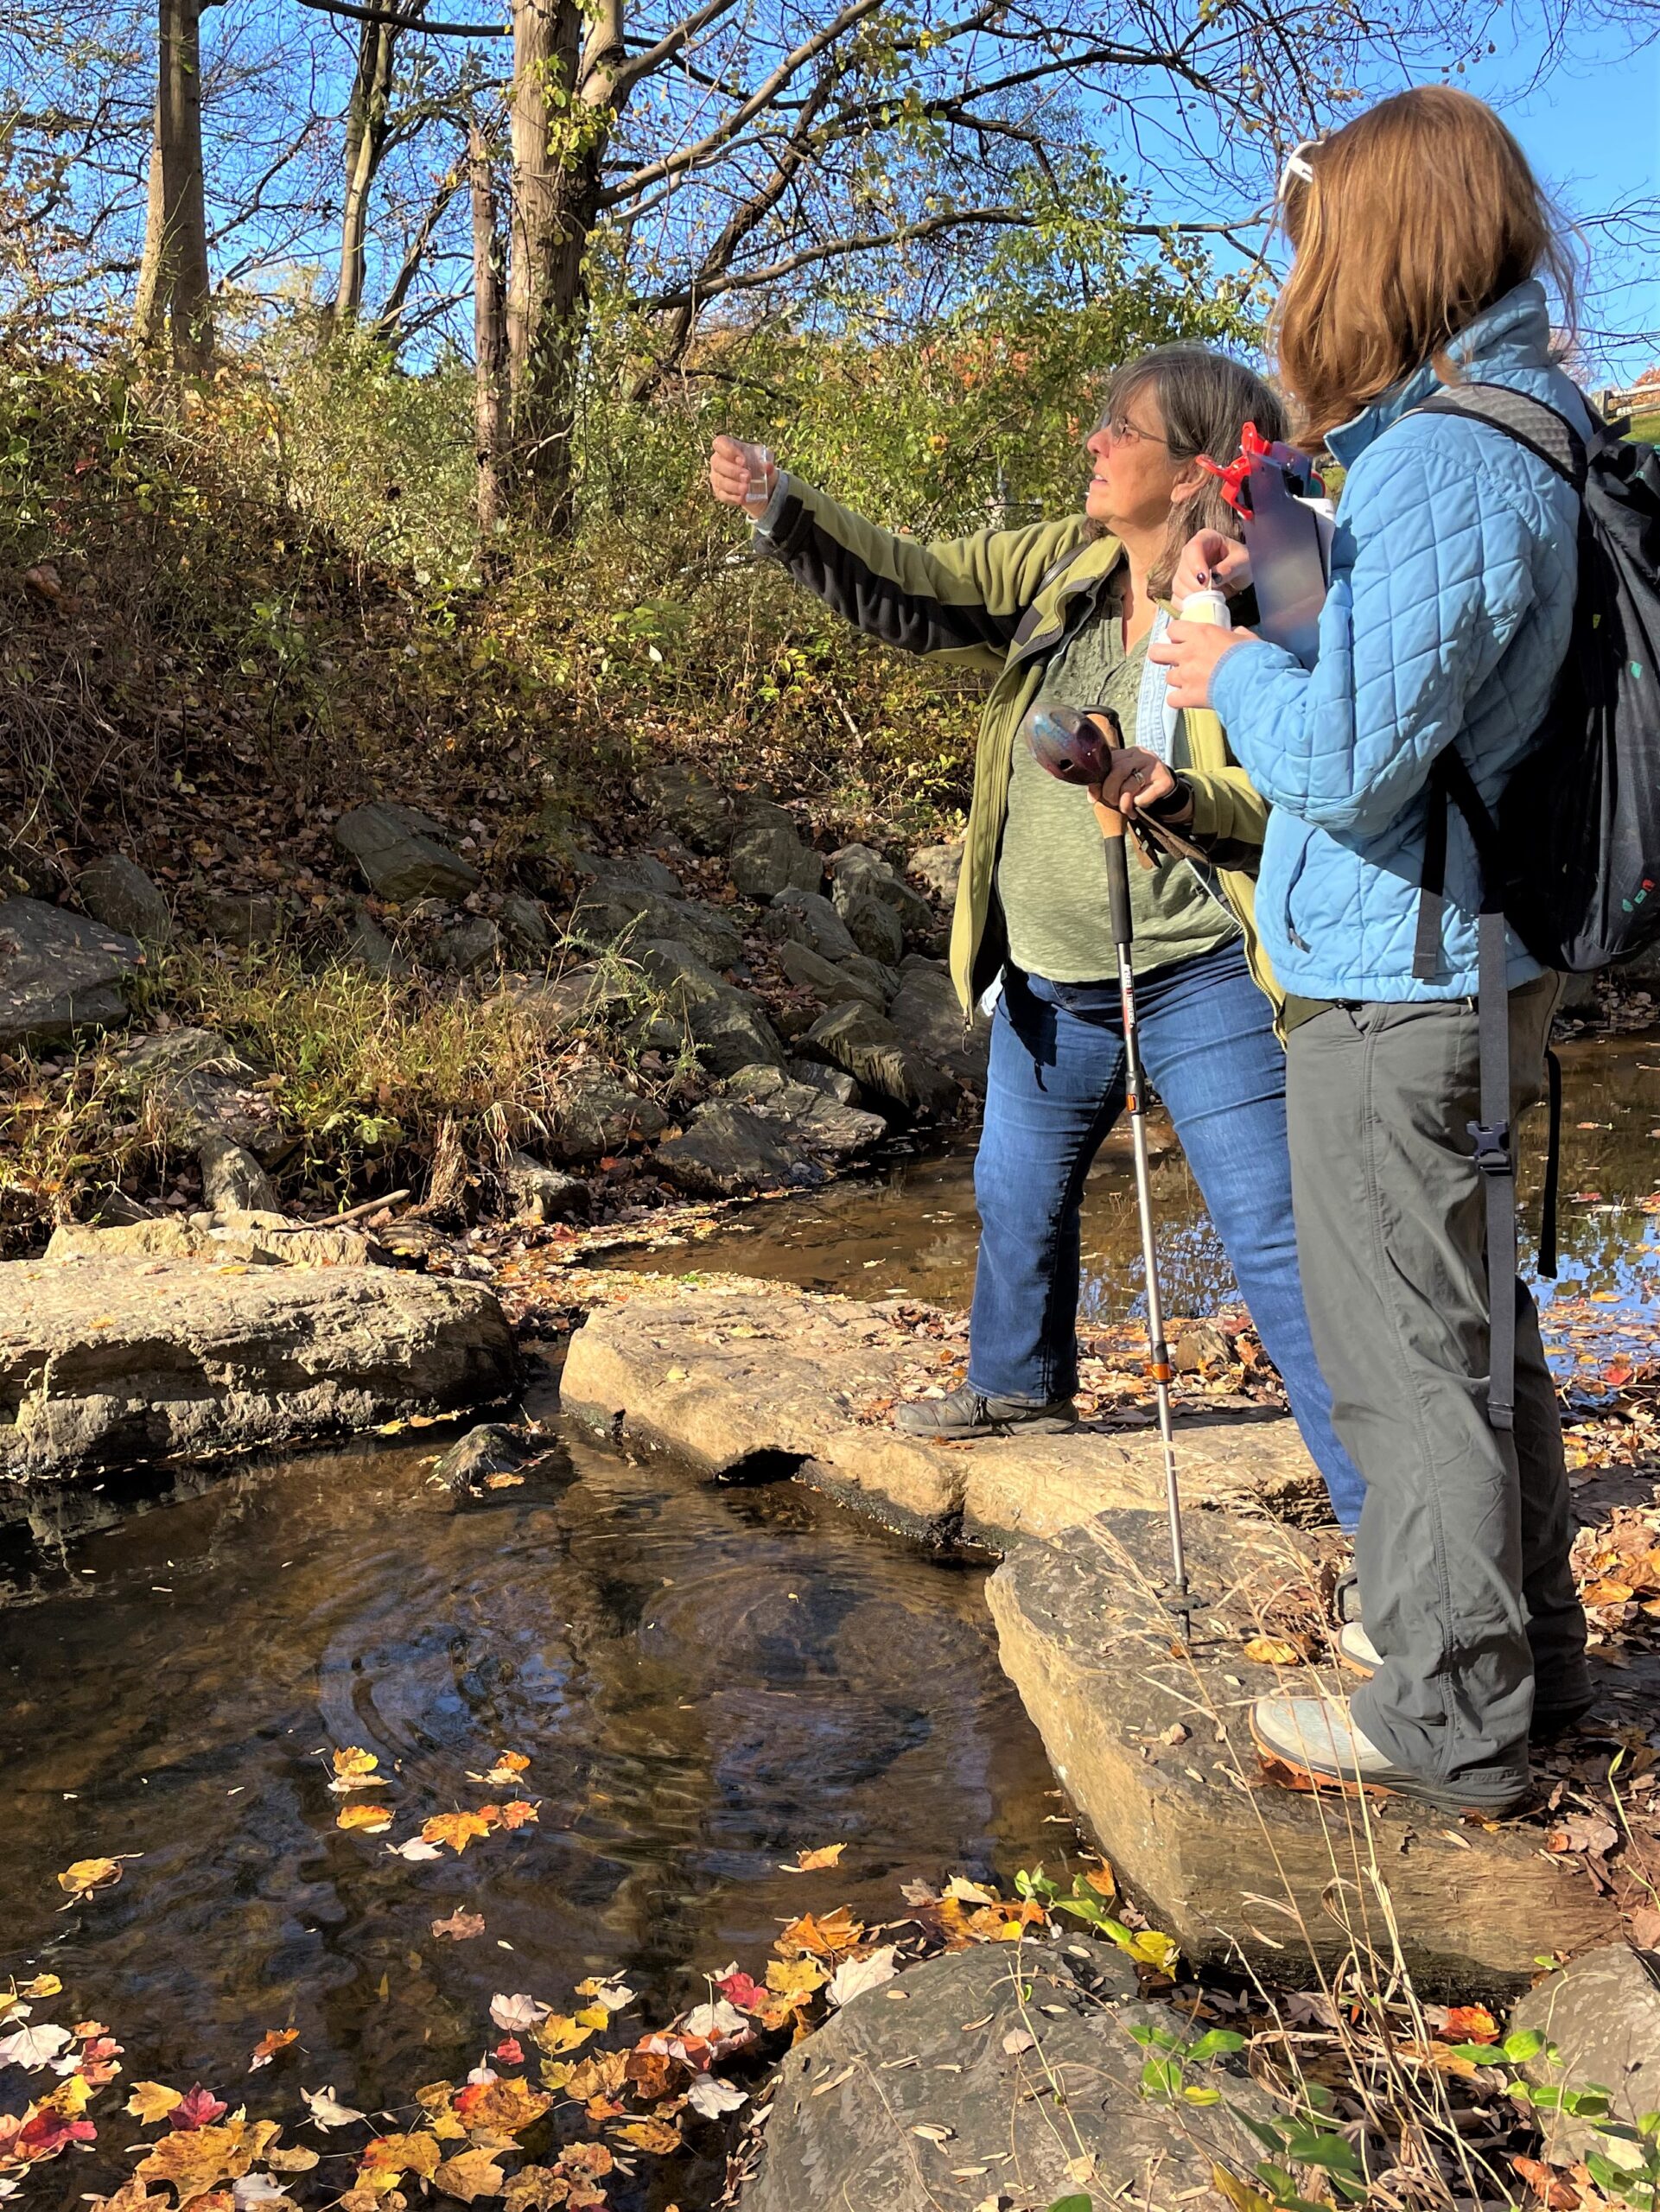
[1269, 86, 1578, 447]
[1097, 345, 1289, 596]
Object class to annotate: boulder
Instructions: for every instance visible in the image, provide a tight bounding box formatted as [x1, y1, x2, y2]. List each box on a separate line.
[800, 1001, 957, 1120]
[0, 897, 142, 1051]
[431, 1422, 537, 1497]
[559, 1282, 1325, 1543]
[78, 855, 172, 945]
[831, 885, 905, 963]
[786, 1058, 861, 1106]
[724, 1063, 885, 1161]
[546, 1061, 670, 1162]
[740, 1942, 1261, 2212]
[761, 886, 861, 964]
[908, 840, 963, 905]
[344, 907, 416, 979]
[0, 1256, 518, 1482]
[889, 956, 989, 1086]
[571, 849, 684, 899]
[639, 938, 785, 1077]
[728, 817, 824, 900]
[334, 803, 482, 903]
[655, 1102, 801, 1197]
[498, 894, 550, 955]
[568, 879, 742, 971]
[494, 963, 620, 1033]
[986, 1512, 1620, 1987]
[639, 764, 740, 852]
[777, 938, 883, 1011]
[198, 1135, 278, 1213]
[829, 842, 934, 934]
[43, 1217, 378, 1268]
[436, 915, 502, 974]
[1511, 1944, 1660, 2168]
[500, 1149, 588, 1224]
[111, 1028, 281, 1153]
[199, 892, 284, 946]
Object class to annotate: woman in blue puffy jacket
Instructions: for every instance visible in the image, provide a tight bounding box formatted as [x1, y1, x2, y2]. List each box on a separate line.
[1154, 86, 1592, 1816]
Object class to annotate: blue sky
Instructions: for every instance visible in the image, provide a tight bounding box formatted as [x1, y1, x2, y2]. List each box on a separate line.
[1432, 15, 1659, 384]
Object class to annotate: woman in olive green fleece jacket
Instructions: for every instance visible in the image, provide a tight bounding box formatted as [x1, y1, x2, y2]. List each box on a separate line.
[707, 346, 1363, 1528]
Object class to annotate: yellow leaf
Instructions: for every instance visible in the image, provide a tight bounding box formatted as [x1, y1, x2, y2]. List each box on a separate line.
[21, 1974, 63, 1999]
[57, 1856, 124, 1896]
[432, 2148, 506, 2202]
[782, 1844, 846, 1872]
[531, 2014, 595, 2056]
[943, 1876, 997, 1905]
[1212, 2164, 1275, 2212]
[360, 2134, 442, 2181]
[136, 2120, 281, 2196]
[777, 1907, 862, 1958]
[421, 1811, 493, 1854]
[1241, 1636, 1303, 1667]
[1123, 1929, 1181, 1976]
[127, 2082, 184, 2124]
[46, 2072, 94, 2115]
[333, 1748, 379, 1780]
[453, 2080, 550, 2139]
[612, 2119, 682, 2154]
[765, 1956, 829, 1999]
[264, 2148, 320, 2174]
[574, 2005, 609, 2031]
[337, 1803, 392, 1834]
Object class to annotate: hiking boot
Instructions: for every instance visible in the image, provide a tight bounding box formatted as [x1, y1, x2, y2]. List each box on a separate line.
[894, 1384, 1077, 1440]
[1249, 1692, 1528, 1817]
[1332, 1617, 1598, 1738]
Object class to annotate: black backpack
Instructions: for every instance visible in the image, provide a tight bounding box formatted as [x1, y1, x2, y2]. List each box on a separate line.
[1409, 385, 1660, 1450]
[1413, 384, 1660, 978]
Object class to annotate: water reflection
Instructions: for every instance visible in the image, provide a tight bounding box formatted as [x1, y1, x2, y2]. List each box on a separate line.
[0, 1437, 1059, 2149]
[639, 1033, 1659, 1322]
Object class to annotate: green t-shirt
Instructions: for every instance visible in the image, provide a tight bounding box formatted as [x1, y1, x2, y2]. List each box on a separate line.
[996, 600, 1240, 982]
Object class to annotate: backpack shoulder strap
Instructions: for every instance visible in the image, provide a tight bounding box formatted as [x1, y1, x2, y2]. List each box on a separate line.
[1414, 383, 1588, 492]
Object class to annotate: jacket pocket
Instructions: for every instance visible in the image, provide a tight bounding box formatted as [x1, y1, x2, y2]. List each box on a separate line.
[1280, 836, 1313, 954]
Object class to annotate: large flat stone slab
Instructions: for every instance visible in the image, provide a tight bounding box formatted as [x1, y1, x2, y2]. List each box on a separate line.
[0, 1257, 518, 1487]
[740, 1941, 1264, 2212]
[987, 1510, 1620, 1990]
[558, 1283, 1325, 1544]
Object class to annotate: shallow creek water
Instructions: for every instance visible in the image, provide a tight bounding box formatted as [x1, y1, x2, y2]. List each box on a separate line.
[1, 1430, 1059, 2203]
[635, 1032, 1660, 1320]
[0, 1033, 1653, 2204]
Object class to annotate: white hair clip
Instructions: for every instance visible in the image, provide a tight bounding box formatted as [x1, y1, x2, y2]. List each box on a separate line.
[1276, 138, 1322, 199]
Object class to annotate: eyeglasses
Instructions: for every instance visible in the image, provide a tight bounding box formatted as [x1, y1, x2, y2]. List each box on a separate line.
[1098, 414, 1169, 450]
[1276, 135, 1324, 202]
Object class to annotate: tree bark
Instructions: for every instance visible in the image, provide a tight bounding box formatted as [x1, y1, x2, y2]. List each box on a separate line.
[506, 0, 617, 535]
[469, 118, 507, 539]
[332, 16, 399, 327]
[132, 0, 213, 372]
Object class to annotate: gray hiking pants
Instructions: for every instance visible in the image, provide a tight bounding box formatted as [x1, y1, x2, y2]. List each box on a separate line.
[1286, 976, 1589, 1802]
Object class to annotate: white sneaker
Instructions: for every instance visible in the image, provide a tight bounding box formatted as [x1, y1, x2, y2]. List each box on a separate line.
[1249, 1692, 1525, 1815]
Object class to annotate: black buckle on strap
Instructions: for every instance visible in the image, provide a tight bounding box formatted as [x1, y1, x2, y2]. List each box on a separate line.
[1467, 1118, 1514, 1177]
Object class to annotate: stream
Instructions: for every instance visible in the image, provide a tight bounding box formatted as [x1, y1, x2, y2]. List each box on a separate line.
[1, 1030, 1654, 2209]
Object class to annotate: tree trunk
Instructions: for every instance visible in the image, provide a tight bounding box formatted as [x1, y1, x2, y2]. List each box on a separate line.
[470, 118, 507, 540]
[506, 0, 607, 536]
[332, 17, 399, 329]
[132, 0, 213, 372]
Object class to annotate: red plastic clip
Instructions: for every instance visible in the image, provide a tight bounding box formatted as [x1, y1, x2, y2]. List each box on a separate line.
[1195, 420, 1272, 513]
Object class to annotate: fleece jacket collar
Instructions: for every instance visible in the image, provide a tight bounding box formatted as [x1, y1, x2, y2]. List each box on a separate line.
[1325, 279, 1558, 471]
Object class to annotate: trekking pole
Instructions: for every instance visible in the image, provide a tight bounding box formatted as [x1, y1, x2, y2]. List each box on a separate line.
[1024, 701, 1194, 1643]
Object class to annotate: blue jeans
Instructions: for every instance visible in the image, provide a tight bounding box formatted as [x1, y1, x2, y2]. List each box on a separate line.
[968, 940, 1365, 1529]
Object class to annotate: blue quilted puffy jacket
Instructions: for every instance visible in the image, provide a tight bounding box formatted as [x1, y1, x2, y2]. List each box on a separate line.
[1210, 279, 1588, 1001]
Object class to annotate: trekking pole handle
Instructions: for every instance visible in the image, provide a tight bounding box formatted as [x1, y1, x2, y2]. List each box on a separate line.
[1096, 807, 1135, 950]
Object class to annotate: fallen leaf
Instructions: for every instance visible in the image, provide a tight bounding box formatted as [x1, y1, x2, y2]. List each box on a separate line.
[1002, 2028, 1036, 2056]
[172, 2084, 229, 2130]
[1441, 2005, 1499, 2044]
[687, 2075, 747, 2120]
[432, 1912, 486, 1943]
[336, 1804, 392, 1835]
[1511, 2154, 1580, 2209]
[359, 2134, 442, 2182]
[912, 2122, 954, 2144]
[231, 2176, 295, 2210]
[713, 1970, 766, 2014]
[0, 2022, 73, 2069]
[432, 2149, 505, 2202]
[135, 2120, 281, 2196]
[56, 1858, 125, 1897]
[942, 1877, 997, 1905]
[473, 1752, 531, 1786]
[777, 1907, 862, 1959]
[492, 2040, 524, 2067]
[827, 1946, 899, 2007]
[423, 1812, 494, 1855]
[328, 1749, 382, 1794]
[1241, 1637, 1304, 1667]
[494, 1801, 539, 1831]
[1212, 2164, 1275, 2212]
[501, 2170, 563, 2212]
[384, 1840, 443, 1862]
[452, 2079, 549, 2139]
[300, 2087, 366, 2130]
[1546, 1812, 1619, 1858]
[531, 2014, 594, 2057]
[612, 2119, 680, 2154]
[126, 2083, 184, 2125]
[576, 1979, 633, 2013]
[19, 1978, 61, 2000]
[781, 1844, 846, 1872]
[488, 1994, 550, 2036]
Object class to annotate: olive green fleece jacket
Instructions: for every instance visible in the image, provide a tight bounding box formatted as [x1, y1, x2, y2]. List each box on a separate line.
[755, 475, 1283, 1020]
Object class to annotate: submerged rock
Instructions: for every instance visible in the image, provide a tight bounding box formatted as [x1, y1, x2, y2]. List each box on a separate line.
[0, 1257, 518, 1482]
[0, 896, 142, 1051]
[431, 1422, 537, 1496]
[740, 1942, 1256, 2212]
